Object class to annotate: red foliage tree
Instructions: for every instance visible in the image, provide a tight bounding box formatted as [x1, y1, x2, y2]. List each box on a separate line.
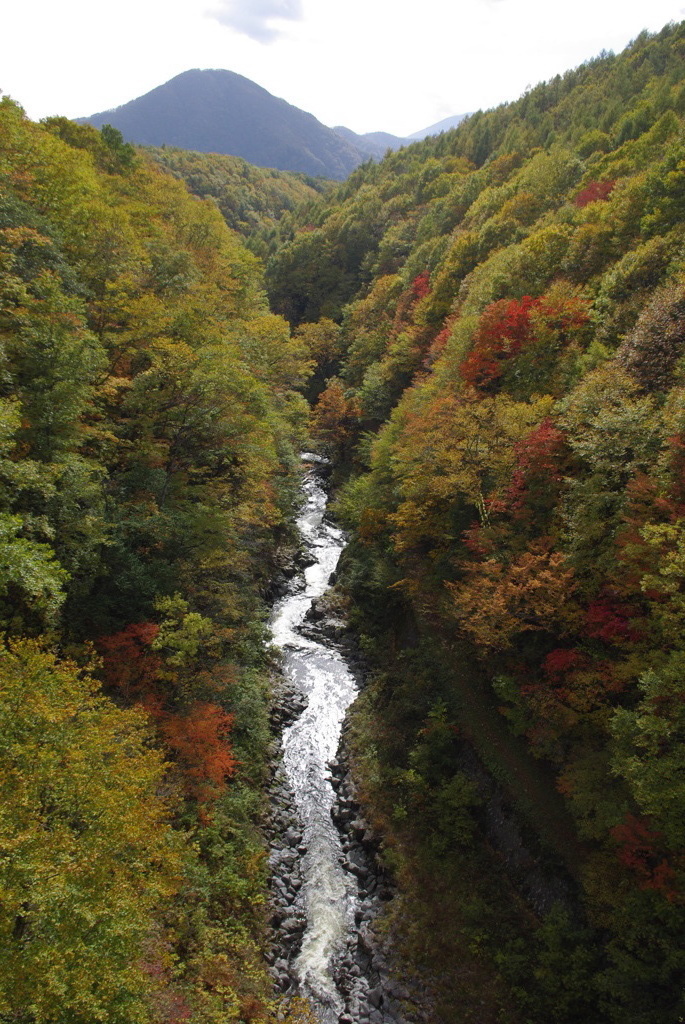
[543, 647, 586, 681]
[410, 272, 431, 301]
[99, 625, 238, 814]
[460, 296, 539, 390]
[522, 645, 626, 721]
[97, 622, 162, 700]
[574, 180, 616, 208]
[160, 701, 237, 804]
[505, 417, 569, 524]
[611, 813, 678, 900]
[585, 597, 641, 645]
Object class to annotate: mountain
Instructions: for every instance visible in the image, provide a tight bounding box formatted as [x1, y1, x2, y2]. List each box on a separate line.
[77, 69, 365, 180]
[333, 119, 476, 159]
[333, 125, 410, 159]
[408, 112, 470, 139]
[78, 69, 471, 180]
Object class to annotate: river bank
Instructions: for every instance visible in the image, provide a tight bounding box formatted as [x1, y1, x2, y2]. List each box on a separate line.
[264, 458, 428, 1024]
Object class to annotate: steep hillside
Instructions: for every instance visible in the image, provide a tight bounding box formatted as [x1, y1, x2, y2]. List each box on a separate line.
[78, 68, 365, 179]
[268, 21, 685, 1024]
[0, 102, 312, 1023]
[144, 145, 329, 256]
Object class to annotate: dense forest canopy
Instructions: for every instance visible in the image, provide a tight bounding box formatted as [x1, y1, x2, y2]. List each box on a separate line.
[143, 146, 329, 259]
[0, 97, 313, 1023]
[2, 17, 685, 1024]
[267, 20, 685, 1024]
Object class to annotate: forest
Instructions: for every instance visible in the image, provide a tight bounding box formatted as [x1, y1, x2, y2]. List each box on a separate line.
[0, 101, 314, 1023]
[2, 17, 685, 1024]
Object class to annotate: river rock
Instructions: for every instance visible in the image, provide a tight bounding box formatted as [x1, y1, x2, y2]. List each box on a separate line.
[368, 986, 384, 1009]
[265, 461, 419, 1024]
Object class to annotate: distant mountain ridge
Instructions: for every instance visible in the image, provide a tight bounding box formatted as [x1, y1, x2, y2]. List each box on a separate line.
[78, 69, 363, 180]
[78, 69, 468, 179]
[332, 125, 411, 159]
[408, 113, 470, 139]
[333, 115, 471, 159]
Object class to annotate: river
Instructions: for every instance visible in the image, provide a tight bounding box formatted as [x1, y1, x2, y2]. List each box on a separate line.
[269, 456, 360, 1022]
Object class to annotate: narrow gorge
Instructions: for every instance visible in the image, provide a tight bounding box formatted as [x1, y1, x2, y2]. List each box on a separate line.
[266, 457, 409, 1024]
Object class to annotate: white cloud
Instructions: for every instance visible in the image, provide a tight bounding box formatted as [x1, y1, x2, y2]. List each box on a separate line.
[208, 0, 302, 42]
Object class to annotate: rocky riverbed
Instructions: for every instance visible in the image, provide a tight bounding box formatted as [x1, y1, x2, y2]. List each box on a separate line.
[262, 454, 424, 1024]
[265, 663, 431, 1024]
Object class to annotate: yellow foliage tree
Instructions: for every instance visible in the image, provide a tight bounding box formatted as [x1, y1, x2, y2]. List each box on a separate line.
[448, 542, 575, 651]
[0, 639, 183, 1023]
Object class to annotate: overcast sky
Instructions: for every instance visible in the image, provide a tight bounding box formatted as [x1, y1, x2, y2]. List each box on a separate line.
[2, 0, 685, 138]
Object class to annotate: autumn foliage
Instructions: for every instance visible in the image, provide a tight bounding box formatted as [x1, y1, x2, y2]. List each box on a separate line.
[411, 271, 431, 301]
[264, 23, 685, 1024]
[98, 623, 237, 806]
[448, 542, 575, 650]
[311, 377, 362, 460]
[459, 291, 590, 393]
[159, 701, 237, 803]
[6, 21, 685, 1024]
[460, 296, 539, 389]
[504, 417, 570, 524]
[97, 623, 162, 699]
[573, 179, 616, 207]
[611, 814, 678, 899]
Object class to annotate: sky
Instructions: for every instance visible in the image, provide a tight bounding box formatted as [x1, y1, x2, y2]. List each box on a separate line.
[2, 0, 685, 138]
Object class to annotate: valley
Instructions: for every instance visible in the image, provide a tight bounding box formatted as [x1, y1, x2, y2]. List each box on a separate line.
[1, 19, 685, 1024]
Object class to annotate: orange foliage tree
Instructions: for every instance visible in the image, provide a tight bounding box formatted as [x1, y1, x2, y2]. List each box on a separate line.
[159, 701, 237, 805]
[311, 376, 362, 462]
[448, 541, 575, 651]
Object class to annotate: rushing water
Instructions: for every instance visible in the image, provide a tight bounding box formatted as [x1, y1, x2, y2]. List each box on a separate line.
[269, 457, 360, 1023]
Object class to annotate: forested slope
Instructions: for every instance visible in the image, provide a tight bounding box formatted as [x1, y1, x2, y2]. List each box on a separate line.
[266, 21, 685, 1024]
[4, 18, 685, 1024]
[144, 146, 329, 258]
[0, 101, 313, 1023]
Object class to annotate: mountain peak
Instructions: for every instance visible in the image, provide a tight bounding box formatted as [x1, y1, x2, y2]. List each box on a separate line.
[78, 69, 470, 180]
[78, 69, 364, 179]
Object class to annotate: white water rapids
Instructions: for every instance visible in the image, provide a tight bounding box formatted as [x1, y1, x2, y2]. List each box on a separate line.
[269, 457, 359, 1023]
